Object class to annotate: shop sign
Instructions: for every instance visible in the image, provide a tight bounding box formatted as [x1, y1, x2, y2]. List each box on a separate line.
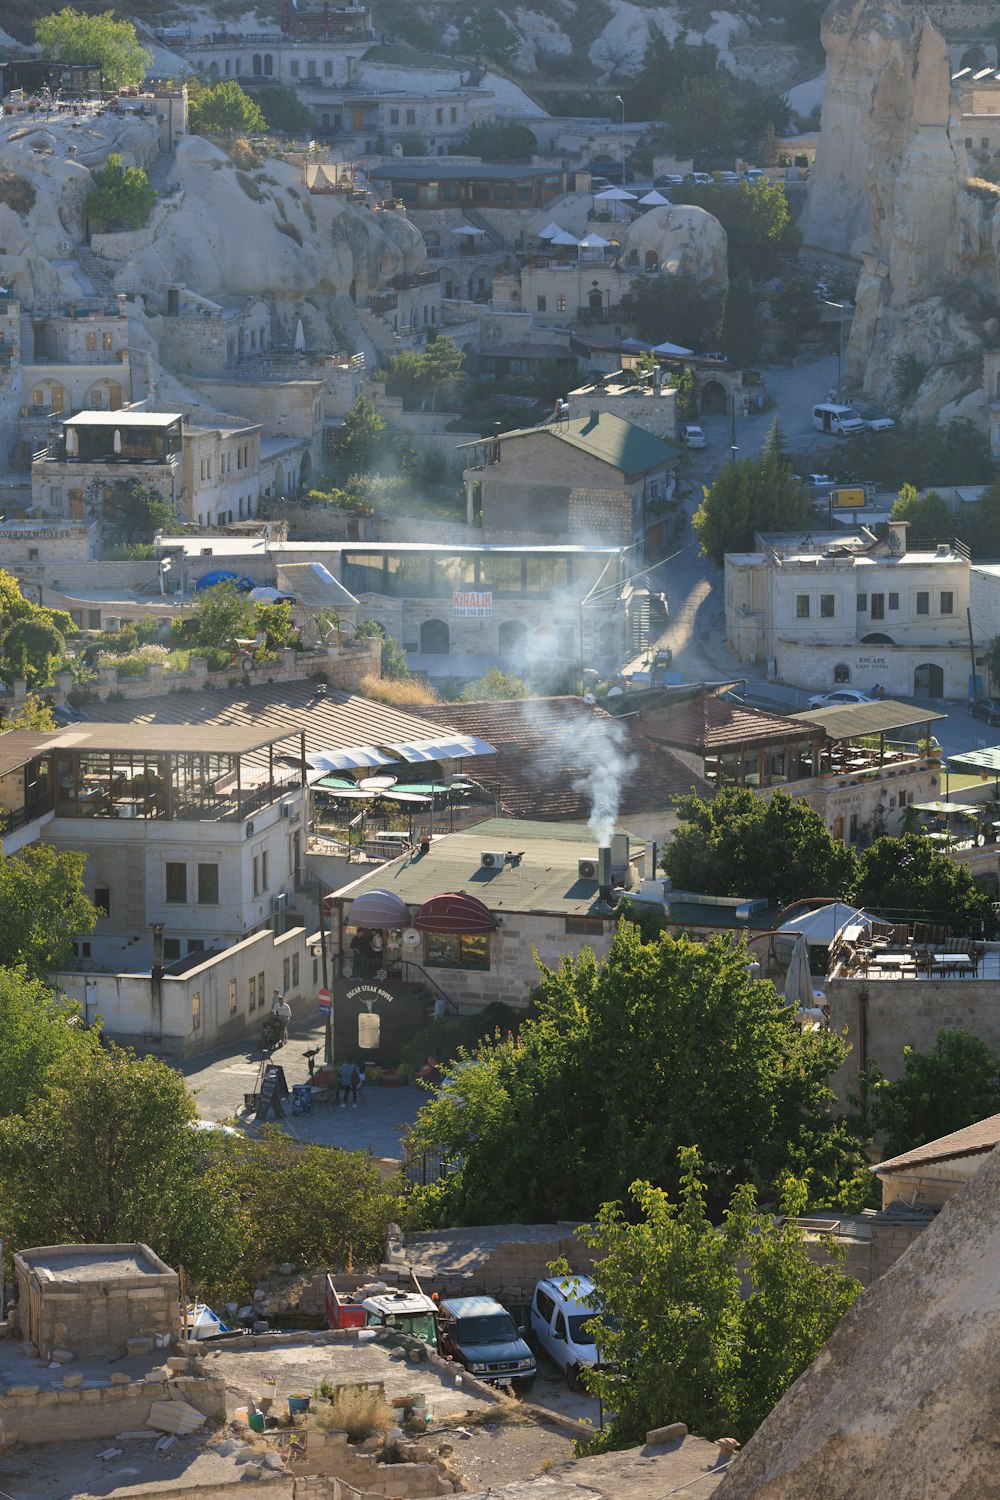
[346, 983, 394, 1013]
[452, 590, 492, 617]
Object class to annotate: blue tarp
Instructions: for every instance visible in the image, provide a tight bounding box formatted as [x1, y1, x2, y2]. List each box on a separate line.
[196, 571, 255, 592]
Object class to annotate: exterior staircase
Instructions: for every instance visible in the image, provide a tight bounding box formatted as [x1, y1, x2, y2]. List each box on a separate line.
[73, 245, 115, 297]
[464, 206, 508, 253]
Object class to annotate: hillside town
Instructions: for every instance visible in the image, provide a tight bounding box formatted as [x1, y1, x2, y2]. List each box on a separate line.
[0, 1, 998, 1497]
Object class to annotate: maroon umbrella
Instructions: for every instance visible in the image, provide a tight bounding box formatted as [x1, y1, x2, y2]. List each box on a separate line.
[414, 892, 497, 934]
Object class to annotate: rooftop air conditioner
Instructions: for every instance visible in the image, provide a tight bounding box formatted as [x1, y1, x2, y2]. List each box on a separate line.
[578, 857, 599, 880]
[480, 850, 505, 870]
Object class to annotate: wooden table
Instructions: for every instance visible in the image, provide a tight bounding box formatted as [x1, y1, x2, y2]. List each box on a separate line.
[930, 953, 975, 976]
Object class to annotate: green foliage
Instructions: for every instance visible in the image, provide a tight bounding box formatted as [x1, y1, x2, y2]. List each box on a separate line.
[692, 427, 809, 563]
[353, 619, 411, 680]
[189, 80, 266, 137]
[621, 273, 722, 352]
[398, 1003, 522, 1086]
[961, 473, 1000, 560]
[87, 477, 178, 545]
[406, 923, 862, 1225]
[0, 695, 57, 731]
[568, 1151, 861, 1448]
[306, 483, 375, 516]
[181, 581, 254, 651]
[853, 832, 993, 934]
[675, 180, 801, 279]
[84, 153, 155, 232]
[0, 570, 74, 689]
[772, 277, 821, 336]
[376, 338, 466, 413]
[893, 353, 927, 404]
[459, 666, 528, 701]
[889, 484, 953, 546]
[34, 8, 152, 88]
[792, 418, 995, 495]
[398, 131, 428, 156]
[455, 10, 520, 69]
[333, 394, 389, 471]
[255, 84, 314, 135]
[718, 277, 760, 367]
[0, 968, 99, 1120]
[664, 786, 858, 907]
[862, 1029, 1000, 1157]
[625, 32, 721, 122]
[459, 120, 538, 160]
[660, 74, 737, 162]
[0, 846, 98, 975]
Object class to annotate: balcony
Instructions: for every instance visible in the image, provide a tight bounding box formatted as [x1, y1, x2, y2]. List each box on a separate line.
[576, 303, 625, 322]
[391, 269, 441, 291]
[367, 291, 398, 315]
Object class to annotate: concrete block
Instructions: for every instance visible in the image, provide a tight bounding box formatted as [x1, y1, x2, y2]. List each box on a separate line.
[126, 1337, 154, 1356]
[646, 1422, 688, 1444]
[111, 1372, 131, 1386]
[50, 1349, 75, 1365]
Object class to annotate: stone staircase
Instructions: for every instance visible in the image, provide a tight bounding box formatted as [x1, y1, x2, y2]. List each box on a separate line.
[464, 205, 508, 252]
[73, 244, 115, 297]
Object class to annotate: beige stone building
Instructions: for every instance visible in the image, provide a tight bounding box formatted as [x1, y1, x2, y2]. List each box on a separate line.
[871, 1114, 1000, 1212]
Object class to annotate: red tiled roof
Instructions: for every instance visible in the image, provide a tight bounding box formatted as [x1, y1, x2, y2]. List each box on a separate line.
[872, 1114, 1000, 1175]
[638, 695, 816, 753]
[413, 696, 710, 820]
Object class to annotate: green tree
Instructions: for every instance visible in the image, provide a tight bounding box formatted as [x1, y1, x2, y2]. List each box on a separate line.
[0, 967, 99, 1119]
[189, 80, 266, 136]
[455, 11, 520, 69]
[773, 277, 821, 339]
[0, 845, 98, 976]
[186, 581, 254, 650]
[853, 832, 992, 933]
[423, 335, 466, 411]
[34, 8, 152, 88]
[406, 923, 865, 1225]
[255, 84, 314, 135]
[676, 180, 801, 279]
[962, 473, 1000, 560]
[792, 419, 994, 497]
[86, 477, 178, 546]
[889, 484, 953, 546]
[84, 152, 156, 231]
[459, 120, 538, 160]
[621, 274, 722, 352]
[0, 571, 74, 689]
[0, 695, 57, 730]
[693, 430, 809, 563]
[664, 786, 858, 907]
[376, 349, 427, 409]
[569, 1152, 860, 1448]
[660, 74, 738, 162]
[718, 276, 760, 367]
[863, 1029, 1000, 1158]
[354, 619, 411, 680]
[459, 666, 527, 700]
[334, 393, 389, 472]
[626, 32, 720, 122]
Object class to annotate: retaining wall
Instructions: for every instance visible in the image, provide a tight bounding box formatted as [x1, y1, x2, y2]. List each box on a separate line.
[0, 1370, 226, 1446]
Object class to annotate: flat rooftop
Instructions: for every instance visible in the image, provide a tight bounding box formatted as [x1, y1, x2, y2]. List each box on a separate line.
[17, 1244, 166, 1281]
[63, 411, 183, 428]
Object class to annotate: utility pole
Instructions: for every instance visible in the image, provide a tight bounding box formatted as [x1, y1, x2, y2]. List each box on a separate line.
[615, 95, 625, 184]
[823, 299, 851, 399]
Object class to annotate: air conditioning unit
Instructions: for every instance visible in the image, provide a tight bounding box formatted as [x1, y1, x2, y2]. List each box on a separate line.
[480, 850, 505, 870]
[271, 891, 289, 914]
[578, 857, 599, 880]
[280, 802, 299, 822]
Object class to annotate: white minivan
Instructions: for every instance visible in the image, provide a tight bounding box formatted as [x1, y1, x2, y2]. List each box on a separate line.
[530, 1275, 610, 1390]
[813, 402, 867, 436]
[681, 422, 706, 448]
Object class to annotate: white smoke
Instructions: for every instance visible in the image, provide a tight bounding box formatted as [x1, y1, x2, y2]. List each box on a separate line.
[571, 714, 638, 849]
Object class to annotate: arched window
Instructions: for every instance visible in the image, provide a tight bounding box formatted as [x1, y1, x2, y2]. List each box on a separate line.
[263, 54, 273, 75]
[424, 230, 440, 248]
[420, 619, 449, 654]
[253, 54, 262, 75]
[833, 664, 851, 684]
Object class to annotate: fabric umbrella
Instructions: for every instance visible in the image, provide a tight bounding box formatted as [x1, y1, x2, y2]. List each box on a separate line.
[651, 339, 694, 357]
[294, 318, 306, 352]
[595, 186, 638, 201]
[783, 931, 815, 1010]
[549, 229, 581, 246]
[451, 224, 483, 236]
[536, 221, 563, 240]
[639, 189, 670, 206]
[113, 428, 122, 454]
[579, 232, 609, 247]
[65, 426, 78, 455]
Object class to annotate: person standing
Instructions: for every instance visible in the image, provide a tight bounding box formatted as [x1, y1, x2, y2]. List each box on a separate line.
[272, 991, 292, 1044]
[338, 1058, 357, 1106]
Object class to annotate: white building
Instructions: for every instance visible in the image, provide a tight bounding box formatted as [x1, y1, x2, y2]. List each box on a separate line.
[725, 520, 973, 700]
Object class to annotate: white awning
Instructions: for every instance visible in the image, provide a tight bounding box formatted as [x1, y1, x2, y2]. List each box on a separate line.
[307, 744, 398, 771]
[386, 735, 497, 763]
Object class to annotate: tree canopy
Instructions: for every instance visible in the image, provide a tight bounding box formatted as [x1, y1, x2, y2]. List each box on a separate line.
[35, 8, 152, 88]
[332, 393, 389, 471]
[87, 477, 179, 546]
[718, 276, 761, 367]
[85, 153, 156, 232]
[406, 922, 868, 1225]
[255, 84, 314, 136]
[188, 81, 266, 136]
[459, 120, 537, 161]
[568, 1151, 861, 1448]
[863, 1029, 1000, 1160]
[854, 832, 993, 934]
[0, 845, 98, 976]
[676, 180, 801, 279]
[888, 484, 953, 547]
[692, 422, 809, 563]
[0, 570, 74, 689]
[621, 274, 722, 352]
[376, 337, 466, 412]
[793, 418, 994, 496]
[664, 787, 858, 908]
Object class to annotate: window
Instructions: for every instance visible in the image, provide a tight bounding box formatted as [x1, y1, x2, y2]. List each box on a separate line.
[940, 590, 954, 614]
[165, 862, 187, 903]
[389, 108, 399, 124]
[249, 974, 256, 1011]
[324, 59, 333, 76]
[870, 593, 884, 620]
[820, 594, 835, 618]
[163, 938, 181, 962]
[307, 59, 316, 77]
[857, 593, 867, 612]
[86, 331, 96, 351]
[536, 295, 546, 312]
[796, 594, 810, 619]
[259, 971, 266, 1009]
[888, 592, 899, 610]
[292, 952, 300, 987]
[916, 591, 929, 615]
[565, 916, 605, 935]
[103, 331, 113, 350]
[93, 886, 110, 916]
[535, 1288, 555, 1322]
[197, 863, 219, 904]
[188, 939, 204, 955]
[290, 59, 299, 76]
[833, 663, 850, 683]
[88, 609, 102, 630]
[406, 109, 416, 126]
[450, 106, 457, 124]
[424, 931, 490, 970]
[556, 295, 566, 312]
[253, 853, 260, 898]
[261, 850, 269, 890]
[283, 956, 291, 992]
[229, 978, 238, 1016]
[436, 108, 443, 124]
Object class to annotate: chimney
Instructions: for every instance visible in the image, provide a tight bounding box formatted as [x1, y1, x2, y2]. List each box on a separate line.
[598, 845, 612, 899]
[610, 831, 629, 878]
[590, 408, 600, 426]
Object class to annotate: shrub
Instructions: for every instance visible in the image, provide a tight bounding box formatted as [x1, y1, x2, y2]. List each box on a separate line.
[311, 1385, 394, 1442]
[357, 672, 435, 707]
[235, 170, 264, 202]
[0, 171, 36, 215]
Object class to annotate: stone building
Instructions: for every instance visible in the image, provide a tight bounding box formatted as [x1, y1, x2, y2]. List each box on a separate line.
[871, 1114, 1000, 1212]
[461, 410, 680, 560]
[14, 1243, 179, 1359]
[156, 288, 271, 376]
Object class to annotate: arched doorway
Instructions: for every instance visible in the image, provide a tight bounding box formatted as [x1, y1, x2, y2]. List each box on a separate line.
[299, 450, 312, 483]
[861, 633, 895, 646]
[588, 288, 603, 315]
[960, 46, 988, 71]
[498, 619, 526, 663]
[914, 662, 944, 697]
[420, 619, 449, 654]
[700, 379, 729, 415]
[644, 250, 659, 272]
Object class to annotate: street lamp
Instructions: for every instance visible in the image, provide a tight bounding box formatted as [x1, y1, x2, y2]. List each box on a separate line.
[614, 95, 625, 185]
[823, 299, 852, 401]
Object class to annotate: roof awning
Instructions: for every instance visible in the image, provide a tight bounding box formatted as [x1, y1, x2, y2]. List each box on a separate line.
[414, 892, 498, 934]
[307, 744, 398, 772]
[387, 735, 497, 763]
[945, 746, 1000, 776]
[343, 889, 411, 928]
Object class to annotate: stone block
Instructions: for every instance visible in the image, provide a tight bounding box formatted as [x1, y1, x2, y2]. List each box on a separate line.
[50, 1349, 75, 1365]
[35, 1392, 59, 1407]
[111, 1372, 131, 1386]
[82, 1388, 105, 1402]
[62, 1373, 84, 1388]
[6, 1386, 39, 1398]
[126, 1337, 154, 1356]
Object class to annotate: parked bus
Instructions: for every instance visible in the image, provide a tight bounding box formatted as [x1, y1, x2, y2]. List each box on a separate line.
[813, 403, 866, 436]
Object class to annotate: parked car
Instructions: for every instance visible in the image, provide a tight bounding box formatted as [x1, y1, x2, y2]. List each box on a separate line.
[589, 176, 612, 192]
[969, 697, 1000, 726]
[743, 167, 766, 183]
[793, 472, 832, 486]
[866, 415, 896, 432]
[807, 689, 876, 709]
[530, 1276, 612, 1390]
[716, 170, 740, 186]
[684, 171, 714, 186]
[437, 1296, 536, 1390]
[654, 173, 684, 189]
[681, 422, 706, 448]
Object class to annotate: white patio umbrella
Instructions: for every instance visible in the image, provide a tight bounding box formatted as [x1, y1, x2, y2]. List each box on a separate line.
[536, 222, 563, 240]
[293, 318, 306, 352]
[783, 931, 815, 1010]
[639, 189, 670, 206]
[595, 186, 637, 201]
[65, 426, 78, 455]
[651, 339, 695, 357]
[451, 224, 484, 236]
[549, 229, 581, 246]
[579, 232, 609, 247]
[113, 428, 122, 454]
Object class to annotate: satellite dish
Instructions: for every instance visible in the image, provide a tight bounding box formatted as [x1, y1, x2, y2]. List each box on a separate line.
[402, 927, 421, 950]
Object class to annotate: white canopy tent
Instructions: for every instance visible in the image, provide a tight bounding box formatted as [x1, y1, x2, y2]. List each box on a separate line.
[652, 339, 695, 357]
[638, 189, 670, 206]
[776, 901, 880, 947]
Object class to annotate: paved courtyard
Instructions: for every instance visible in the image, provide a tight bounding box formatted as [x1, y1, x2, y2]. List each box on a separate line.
[181, 1012, 424, 1162]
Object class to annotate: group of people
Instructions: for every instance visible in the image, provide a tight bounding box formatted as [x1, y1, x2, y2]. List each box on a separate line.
[871, 683, 887, 700]
[348, 927, 384, 977]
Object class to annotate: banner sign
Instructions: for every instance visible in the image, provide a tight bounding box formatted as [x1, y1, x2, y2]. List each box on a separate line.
[452, 590, 493, 617]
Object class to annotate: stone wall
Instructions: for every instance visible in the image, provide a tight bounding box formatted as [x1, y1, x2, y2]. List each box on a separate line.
[0, 1369, 226, 1446]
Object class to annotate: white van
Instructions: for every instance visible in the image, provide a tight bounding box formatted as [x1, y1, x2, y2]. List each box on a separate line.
[681, 423, 706, 448]
[813, 403, 866, 436]
[530, 1275, 611, 1390]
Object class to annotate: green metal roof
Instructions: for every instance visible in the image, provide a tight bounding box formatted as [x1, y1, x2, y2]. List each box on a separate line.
[497, 413, 680, 477]
[945, 746, 1000, 775]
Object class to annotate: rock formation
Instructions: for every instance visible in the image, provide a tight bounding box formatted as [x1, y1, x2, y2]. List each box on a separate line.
[714, 1141, 1000, 1500]
[621, 204, 728, 287]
